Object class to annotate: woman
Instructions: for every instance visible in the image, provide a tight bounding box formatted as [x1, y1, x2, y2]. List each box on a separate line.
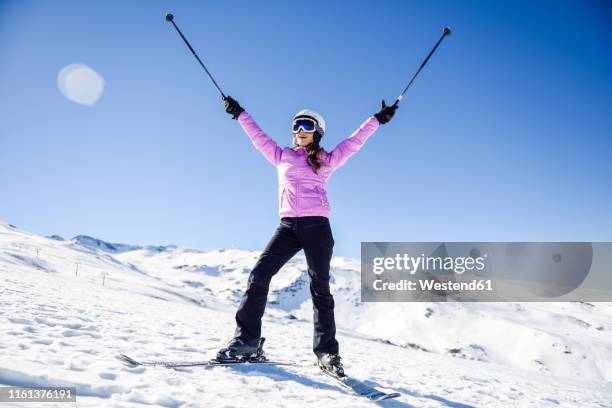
[216, 96, 397, 376]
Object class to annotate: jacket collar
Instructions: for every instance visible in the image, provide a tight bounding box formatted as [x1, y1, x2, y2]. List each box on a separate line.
[293, 146, 307, 154]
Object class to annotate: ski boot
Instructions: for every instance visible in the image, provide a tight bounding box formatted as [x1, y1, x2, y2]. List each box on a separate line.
[216, 337, 267, 362]
[317, 353, 345, 377]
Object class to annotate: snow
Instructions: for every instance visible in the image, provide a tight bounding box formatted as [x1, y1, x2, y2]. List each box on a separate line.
[1, 220, 611, 407]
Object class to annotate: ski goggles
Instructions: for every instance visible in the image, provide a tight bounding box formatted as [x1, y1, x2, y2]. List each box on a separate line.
[292, 118, 317, 133]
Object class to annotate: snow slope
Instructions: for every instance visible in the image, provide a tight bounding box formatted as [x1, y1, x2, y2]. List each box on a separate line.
[1, 221, 611, 407]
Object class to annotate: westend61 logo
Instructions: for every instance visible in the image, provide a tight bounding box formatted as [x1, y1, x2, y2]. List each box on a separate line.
[361, 242, 612, 302]
[372, 253, 487, 275]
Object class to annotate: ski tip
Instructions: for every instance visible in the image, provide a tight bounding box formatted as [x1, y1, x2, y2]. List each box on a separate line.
[116, 354, 141, 366]
[373, 392, 401, 401]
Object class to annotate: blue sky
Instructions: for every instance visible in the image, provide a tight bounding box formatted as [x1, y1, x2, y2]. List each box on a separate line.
[1, 1, 611, 259]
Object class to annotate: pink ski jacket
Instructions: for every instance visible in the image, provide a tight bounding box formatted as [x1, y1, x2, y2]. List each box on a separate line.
[237, 111, 380, 219]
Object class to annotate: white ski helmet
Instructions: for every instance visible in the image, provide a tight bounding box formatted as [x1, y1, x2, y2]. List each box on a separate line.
[293, 109, 326, 137]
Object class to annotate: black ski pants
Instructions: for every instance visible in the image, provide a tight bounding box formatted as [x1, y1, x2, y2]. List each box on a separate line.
[234, 216, 339, 357]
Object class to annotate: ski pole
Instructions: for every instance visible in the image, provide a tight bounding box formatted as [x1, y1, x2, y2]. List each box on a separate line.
[395, 27, 451, 105]
[165, 13, 227, 99]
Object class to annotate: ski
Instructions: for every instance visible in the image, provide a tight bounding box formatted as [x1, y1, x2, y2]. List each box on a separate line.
[117, 337, 297, 368]
[116, 353, 294, 368]
[318, 367, 401, 402]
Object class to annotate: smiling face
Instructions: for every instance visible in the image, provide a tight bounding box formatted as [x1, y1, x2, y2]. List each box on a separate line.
[293, 129, 315, 148]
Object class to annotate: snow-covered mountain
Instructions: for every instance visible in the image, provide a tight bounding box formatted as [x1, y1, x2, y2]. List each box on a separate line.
[1, 220, 611, 407]
[70, 234, 174, 254]
[70, 235, 141, 253]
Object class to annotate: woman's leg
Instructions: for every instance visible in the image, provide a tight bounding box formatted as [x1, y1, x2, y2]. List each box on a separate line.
[234, 218, 302, 341]
[298, 217, 339, 357]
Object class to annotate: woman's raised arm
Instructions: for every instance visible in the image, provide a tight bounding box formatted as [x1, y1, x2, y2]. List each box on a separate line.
[224, 96, 282, 166]
[328, 100, 398, 171]
[328, 116, 380, 171]
[237, 111, 283, 166]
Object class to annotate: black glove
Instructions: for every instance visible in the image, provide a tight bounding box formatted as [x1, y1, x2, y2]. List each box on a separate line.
[223, 95, 244, 120]
[374, 99, 398, 124]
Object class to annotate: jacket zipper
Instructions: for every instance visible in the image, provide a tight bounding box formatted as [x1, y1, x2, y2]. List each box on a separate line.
[280, 188, 286, 209]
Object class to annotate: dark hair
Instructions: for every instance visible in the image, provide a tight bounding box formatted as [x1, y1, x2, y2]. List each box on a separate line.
[294, 131, 325, 174]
